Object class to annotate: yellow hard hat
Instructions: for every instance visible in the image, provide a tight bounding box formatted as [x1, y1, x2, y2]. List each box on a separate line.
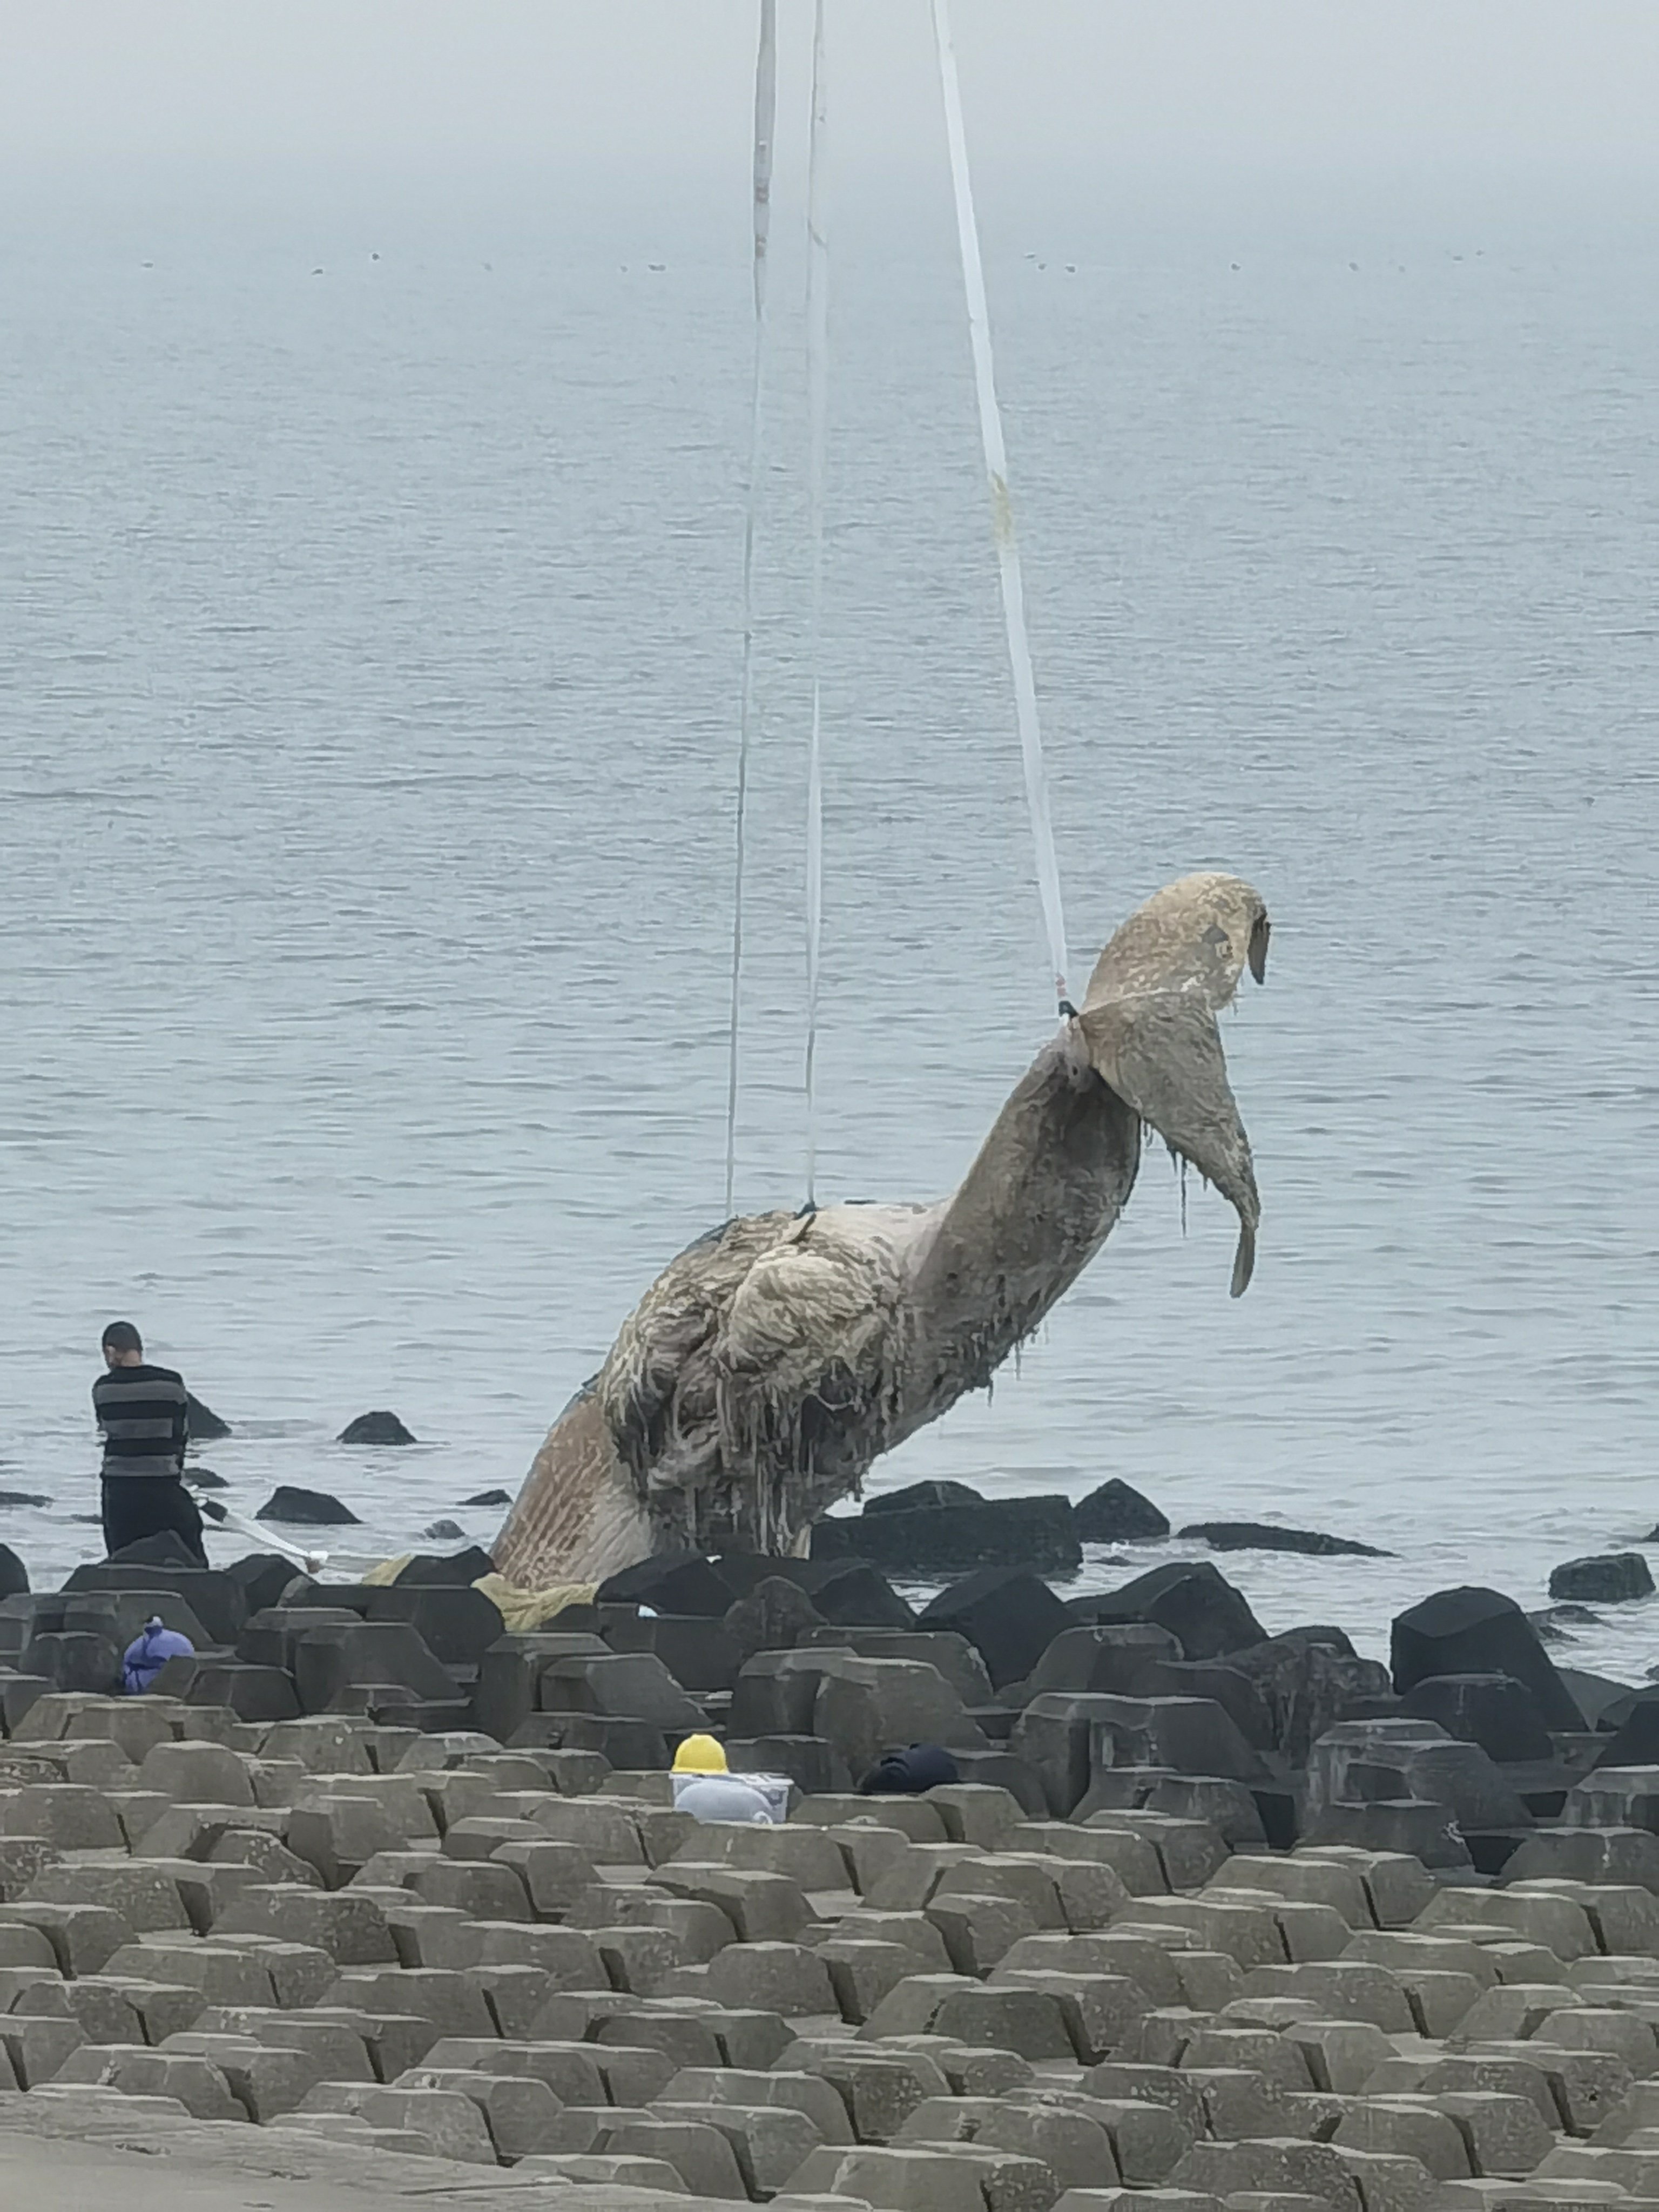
[672, 1732, 729, 1775]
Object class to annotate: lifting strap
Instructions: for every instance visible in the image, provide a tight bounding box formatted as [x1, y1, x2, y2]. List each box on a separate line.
[724, 0, 778, 1218]
[802, 0, 829, 1208]
[931, 0, 1072, 1013]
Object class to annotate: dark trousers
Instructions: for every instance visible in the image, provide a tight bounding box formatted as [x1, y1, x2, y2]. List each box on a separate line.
[100, 1474, 207, 1566]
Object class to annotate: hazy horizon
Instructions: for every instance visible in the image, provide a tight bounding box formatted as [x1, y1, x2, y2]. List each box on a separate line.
[6, 2, 1657, 192]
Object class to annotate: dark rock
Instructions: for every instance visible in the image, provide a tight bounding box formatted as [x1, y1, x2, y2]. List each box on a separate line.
[1010, 1690, 1122, 1813]
[64, 1561, 247, 1645]
[421, 1519, 466, 1543]
[1228, 1631, 1395, 1767]
[1529, 1603, 1600, 1644]
[812, 1494, 1082, 1576]
[598, 1552, 733, 1620]
[365, 1582, 505, 1670]
[1400, 1672, 1555, 1764]
[471, 1628, 609, 1743]
[23, 1629, 121, 1694]
[223, 1553, 300, 1617]
[1087, 1692, 1265, 1786]
[1144, 1658, 1278, 1749]
[1178, 1520, 1392, 1559]
[1591, 1688, 1659, 1767]
[0, 1547, 28, 1602]
[918, 1567, 1069, 1689]
[814, 1654, 982, 1776]
[865, 1480, 984, 1514]
[1549, 1552, 1655, 1604]
[538, 1648, 703, 1731]
[1081, 1559, 1266, 1660]
[603, 1610, 741, 1693]
[1021, 1621, 1182, 1699]
[107, 1529, 203, 1570]
[461, 1489, 511, 1508]
[1306, 1714, 1532, 1837]
[186, 1392, 232, 1439]
[66, 1586, 209, 1654]
[729, 1734, 851, 1794]
[0, 1492, 49, 1510]
[338, 1411, 417, 1446]
[185, 1660, 301, 1721]
[292, 1620, 456, 1713]
[728, 1649, 847, 1738]
[792, 1560, 915, 1629]
[1562, 1666, 1642, 1729]
[257, 1486, 362, 1527]
[723, 1577, 825, 1664]
[182, 1467, 227, 1491]
[396, 1547, 494, 1588]
[799, 1626, 994, 1705]
[1391, 1585, 1581, 1731]
[238, 1606, 368, 1671]
[1073, 1478, 1170, 1543]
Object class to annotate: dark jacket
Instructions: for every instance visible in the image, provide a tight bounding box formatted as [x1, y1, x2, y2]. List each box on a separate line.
[859, 1742, 961, 1796]
[93, 1363, 189, 1476]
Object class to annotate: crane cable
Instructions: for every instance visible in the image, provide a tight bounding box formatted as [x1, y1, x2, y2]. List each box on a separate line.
[723, 0, 778, 1219]
[802, 0, 828, 1209]
[931, 0, 1072, 1014]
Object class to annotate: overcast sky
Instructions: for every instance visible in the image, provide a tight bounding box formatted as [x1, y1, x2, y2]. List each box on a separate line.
[6, 2, 1658, 185]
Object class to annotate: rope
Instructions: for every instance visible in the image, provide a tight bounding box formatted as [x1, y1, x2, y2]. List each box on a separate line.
[724, 0, 778, 1219]
[802, 0, 828, 1208]
[930, 0, 1071, 1013]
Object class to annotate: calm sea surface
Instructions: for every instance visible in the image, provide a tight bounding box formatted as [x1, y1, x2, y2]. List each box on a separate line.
[3, 166, 1656, 1680]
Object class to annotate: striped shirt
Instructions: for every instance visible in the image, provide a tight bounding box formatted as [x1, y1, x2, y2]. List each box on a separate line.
[93, 1363, 189, 1476]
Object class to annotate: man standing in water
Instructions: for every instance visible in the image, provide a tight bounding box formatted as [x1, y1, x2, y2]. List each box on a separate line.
[93, 1321, 205, 1564]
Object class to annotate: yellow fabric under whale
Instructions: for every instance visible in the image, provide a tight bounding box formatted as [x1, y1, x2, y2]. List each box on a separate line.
[362, 1554, 596, 1629]
[473, 1573, 597, 1630]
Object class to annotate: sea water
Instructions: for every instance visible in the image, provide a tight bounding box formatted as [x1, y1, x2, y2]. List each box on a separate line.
[2, 166, 1656, 1677]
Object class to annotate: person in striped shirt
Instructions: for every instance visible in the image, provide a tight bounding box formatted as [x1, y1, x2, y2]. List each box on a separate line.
[92, 1320, 206, 1565]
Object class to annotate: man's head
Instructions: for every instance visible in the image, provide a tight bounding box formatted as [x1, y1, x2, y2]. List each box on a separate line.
[102, 1320, 143, 1370]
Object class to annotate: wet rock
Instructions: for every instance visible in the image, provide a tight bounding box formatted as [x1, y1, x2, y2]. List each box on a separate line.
[1529, 1602, 1600, 1644]
[599, 1552, 733, 1618]
[1178, 1520, 1392, 1559]
[1080, 1560, 1266, 1660]
[421, 1519, 466, 1542]
[0, 1545, 27, 1601]
[186, 1392, 231, 1439]
[181, 1466, 228, 1489]
[814, 1494, 1082, 1576]
[1560, 1664, 1636, 1727]
[919, 1567, 1070, 1689]
[256, 1486, 362, 1527]
[396, 1546, 494, 1586]
[1590, 1687, 1659, 1768]
[1073, 1479, 1169, 1542]
[1549, 1552, 1655, 1603]
[1227, 1628, 1394, 1768]
[1400, 1671, 1554, 1763]
[107, 1528, 204, 1572]
[1391, 1584, 1581, 1731]
[794, 1559, 915, 1629]
[866, 1479, 986, 1514]
[461, 1488, 511, 1507]
[224, 1552, 302, 1617]
[66, 1559, 247, 1644]
[724, 1576, 826, 1664]
[338, 1410, 416, 1446]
